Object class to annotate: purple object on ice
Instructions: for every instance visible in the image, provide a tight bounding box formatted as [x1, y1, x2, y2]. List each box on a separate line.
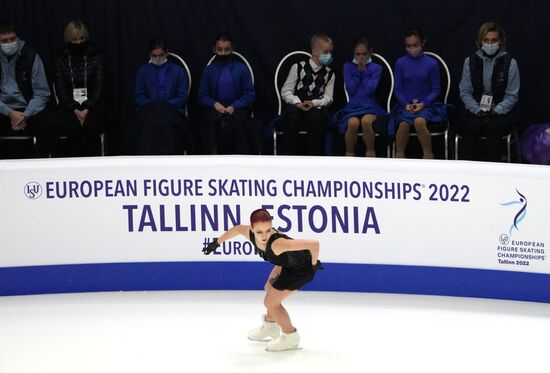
[520, 123, 550, 165]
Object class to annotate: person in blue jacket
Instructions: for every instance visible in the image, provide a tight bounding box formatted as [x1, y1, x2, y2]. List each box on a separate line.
[458, 22, 519, 162]
[0, 20, 53, 158]
[333, 35, 386, 157]
[134, 38, 190, 155]
[198, 34, 257, 154]
[389, 28, 447, 159]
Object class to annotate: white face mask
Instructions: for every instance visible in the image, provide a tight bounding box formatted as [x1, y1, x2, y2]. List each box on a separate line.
[149, 56, 167, 66]
[1, 41, 18, 56]
[482, 43, 500, 55]
[406, 46, 422, 58]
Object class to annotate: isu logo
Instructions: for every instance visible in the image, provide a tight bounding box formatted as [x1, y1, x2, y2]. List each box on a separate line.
[24, 182, 42, 199]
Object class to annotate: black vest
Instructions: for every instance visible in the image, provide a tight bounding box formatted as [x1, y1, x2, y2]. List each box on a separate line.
[469, 52, 511, 105]
[293, 61, 333, 101]
[1, 45, 37, 103]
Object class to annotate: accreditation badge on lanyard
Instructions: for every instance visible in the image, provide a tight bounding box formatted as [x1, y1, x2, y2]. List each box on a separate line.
[73, 88, 88, 104]
[480, 95, 493, 112]
[69, 54, 88, 104]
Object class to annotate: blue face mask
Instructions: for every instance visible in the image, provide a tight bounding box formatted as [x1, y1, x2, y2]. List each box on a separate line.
[482, 43, 500, 55]
[1, 41, 18, 56]
[319, 53, 333, 66]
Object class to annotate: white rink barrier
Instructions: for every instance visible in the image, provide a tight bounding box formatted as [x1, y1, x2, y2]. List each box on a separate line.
[1, 156, 549, 302]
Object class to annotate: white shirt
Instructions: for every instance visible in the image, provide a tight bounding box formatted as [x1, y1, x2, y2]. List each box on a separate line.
[280, 58, 335, 108]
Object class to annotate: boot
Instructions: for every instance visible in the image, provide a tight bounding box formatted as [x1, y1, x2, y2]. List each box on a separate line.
[247, 314, 281, 342]
[265, 329, 300, 352]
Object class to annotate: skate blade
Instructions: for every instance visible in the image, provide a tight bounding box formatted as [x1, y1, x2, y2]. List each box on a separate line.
[265, 345, 302, 352]
[248, 337, 274, 342]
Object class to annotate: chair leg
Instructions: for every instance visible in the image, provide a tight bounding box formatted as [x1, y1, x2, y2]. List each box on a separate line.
[444, 130, 449, 160]
[506, 134, 511, 163]
[100, 133, 106, 156]
[454, 135, 460, 160]
[273, 132, 278, 156]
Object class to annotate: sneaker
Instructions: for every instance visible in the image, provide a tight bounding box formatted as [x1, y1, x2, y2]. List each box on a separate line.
[247, 315, 281, 342]
[265, 330, 300, 352]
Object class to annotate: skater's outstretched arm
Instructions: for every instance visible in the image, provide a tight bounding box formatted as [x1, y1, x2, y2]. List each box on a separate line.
[202, 225, 250, 255]
[218, 225, 250, 243]
[272, 238, 320, 266]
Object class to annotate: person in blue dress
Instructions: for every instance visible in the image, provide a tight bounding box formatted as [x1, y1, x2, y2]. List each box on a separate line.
[333, 35, 386, 157]
[389, 28, 447, 159]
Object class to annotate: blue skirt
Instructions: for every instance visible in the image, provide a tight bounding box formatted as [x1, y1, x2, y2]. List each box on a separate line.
[332, 102, 387, 134]
[388, 102, 448, 137]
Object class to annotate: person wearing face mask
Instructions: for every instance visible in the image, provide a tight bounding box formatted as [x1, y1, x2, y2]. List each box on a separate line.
[332, 35, 386, 157]
[134, 37, 191, 155]
[0, 20, 53, 158]
[459, 22, 519, 162]
[54, 20, 107, 157]
[389, 27, 448, 159]
[277, 33, 335, 156]
[198, 34, 257, 155]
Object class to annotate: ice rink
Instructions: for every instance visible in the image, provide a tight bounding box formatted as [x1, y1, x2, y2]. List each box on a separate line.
[1, 290, 549, 373]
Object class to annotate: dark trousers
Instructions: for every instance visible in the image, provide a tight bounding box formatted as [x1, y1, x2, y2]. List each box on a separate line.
[278, 106, 327, 156]
[55, 108, 107, 157]
[135, 101, 191, 155]
[459, 110, 515, 162]
[0, 109, 55, 158]
[200, 107, 255, 154]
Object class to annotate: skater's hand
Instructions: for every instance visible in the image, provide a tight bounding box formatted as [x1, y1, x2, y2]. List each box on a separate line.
[312, 260, 324, 270]
[202, 238, 220, 255]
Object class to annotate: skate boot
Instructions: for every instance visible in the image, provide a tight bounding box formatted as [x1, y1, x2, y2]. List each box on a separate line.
[247, 315, 281, 342]
[265, 329, 300, 352]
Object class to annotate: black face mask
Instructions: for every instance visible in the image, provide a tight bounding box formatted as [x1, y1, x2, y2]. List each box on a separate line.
[68, 41, 89, 55]
[215, 54, 232, 63]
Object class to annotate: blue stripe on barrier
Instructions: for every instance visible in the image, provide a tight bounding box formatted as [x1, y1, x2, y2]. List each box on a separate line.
[1, 262, 549, 303]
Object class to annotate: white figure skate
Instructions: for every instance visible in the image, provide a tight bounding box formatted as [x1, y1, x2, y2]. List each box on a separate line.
[265, 329, 301, 352]
[247, 315, 281, 342]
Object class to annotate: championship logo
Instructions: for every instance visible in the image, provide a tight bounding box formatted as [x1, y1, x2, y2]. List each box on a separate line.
[500, 189, 527, 236]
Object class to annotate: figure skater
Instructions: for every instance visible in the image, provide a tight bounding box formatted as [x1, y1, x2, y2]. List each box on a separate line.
[202, 208, 323, 352]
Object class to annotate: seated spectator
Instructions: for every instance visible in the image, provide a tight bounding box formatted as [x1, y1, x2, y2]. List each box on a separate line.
[54, 20, 108, 156]
[459, 21, 519, 162]
[198, 34, 257, 154]
[0, 20, 52, 158]
[333, 35, 386, 157]
[389, 27, 448, 159]
[134, 38, 191, 155]
[278, 33, 335, 156]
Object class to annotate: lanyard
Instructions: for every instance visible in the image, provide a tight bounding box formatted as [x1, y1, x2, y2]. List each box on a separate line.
[68, 55, 88, 89]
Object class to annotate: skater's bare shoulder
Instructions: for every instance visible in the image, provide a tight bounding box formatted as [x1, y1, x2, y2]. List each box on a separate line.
[272, 238, 319, 255]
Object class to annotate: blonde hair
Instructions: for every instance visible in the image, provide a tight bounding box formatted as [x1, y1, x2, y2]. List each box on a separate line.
[63, 20, 89, 43]
[476, 21, 506, 50]
[310, 33, 333, 49]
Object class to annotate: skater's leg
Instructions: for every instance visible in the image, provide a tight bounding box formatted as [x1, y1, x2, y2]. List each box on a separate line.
[264, 288, 296, 333]
[264, 266, 282, 322]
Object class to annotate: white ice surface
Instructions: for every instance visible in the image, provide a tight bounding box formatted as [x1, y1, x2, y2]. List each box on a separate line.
[1, 290, 549, 373]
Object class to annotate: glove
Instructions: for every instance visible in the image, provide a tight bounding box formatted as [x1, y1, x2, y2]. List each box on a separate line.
[312, 260, 324, 270]
[202, 238, 220, 255]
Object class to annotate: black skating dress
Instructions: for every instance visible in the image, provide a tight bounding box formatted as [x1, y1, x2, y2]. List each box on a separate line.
[249, 230, 316, 291]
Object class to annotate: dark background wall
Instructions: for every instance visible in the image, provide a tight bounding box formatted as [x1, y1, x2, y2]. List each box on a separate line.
[2, 0, 549, 154]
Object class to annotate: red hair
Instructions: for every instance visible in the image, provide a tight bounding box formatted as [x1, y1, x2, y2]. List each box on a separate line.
[250, 208, 272, 227]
